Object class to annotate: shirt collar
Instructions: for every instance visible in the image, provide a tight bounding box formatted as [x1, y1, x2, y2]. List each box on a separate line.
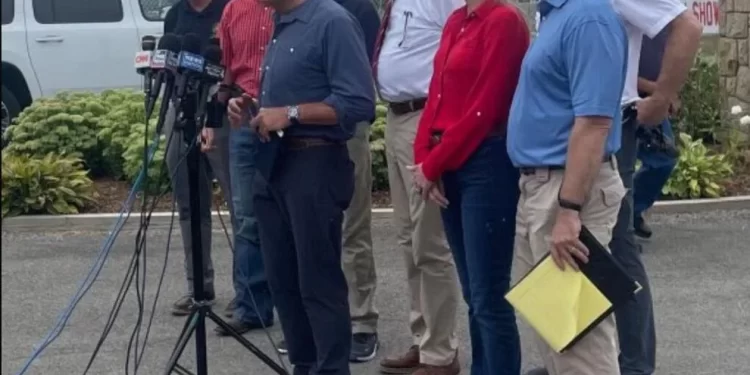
[537, 0, 567, 18]
[277, 0, 318, 25]
[466, 0, 497, 20]
[182, 0, 221, 16]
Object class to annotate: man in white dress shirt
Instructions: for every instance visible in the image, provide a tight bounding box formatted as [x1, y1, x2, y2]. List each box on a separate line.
[525, 1, 702, 375]
[611, 1, 701, 375]
[373, 0, 463, 373]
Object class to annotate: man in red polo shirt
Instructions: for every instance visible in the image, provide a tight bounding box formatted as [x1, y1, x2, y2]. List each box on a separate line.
[209, 0, 276, 336]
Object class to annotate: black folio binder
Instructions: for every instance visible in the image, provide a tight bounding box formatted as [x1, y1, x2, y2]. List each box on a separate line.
[505, 225, 642, 353]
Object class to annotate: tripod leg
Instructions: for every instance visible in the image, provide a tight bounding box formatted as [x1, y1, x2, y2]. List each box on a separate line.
[207, 310, 289, 375]
[173, 364, 195, 375]
[164, 310, 200, 375]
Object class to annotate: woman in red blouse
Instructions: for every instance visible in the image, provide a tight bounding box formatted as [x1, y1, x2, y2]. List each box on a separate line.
[410, 1, 529, 374]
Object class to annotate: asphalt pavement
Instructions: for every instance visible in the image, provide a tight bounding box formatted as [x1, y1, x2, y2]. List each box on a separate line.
[2, 209, 749, 375]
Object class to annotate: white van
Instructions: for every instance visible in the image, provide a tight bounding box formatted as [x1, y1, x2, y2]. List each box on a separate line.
[1, 0, 177, 134]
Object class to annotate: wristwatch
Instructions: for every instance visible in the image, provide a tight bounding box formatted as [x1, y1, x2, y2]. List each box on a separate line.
[287, 105, 300, 125]
[558, 197, 583, 212]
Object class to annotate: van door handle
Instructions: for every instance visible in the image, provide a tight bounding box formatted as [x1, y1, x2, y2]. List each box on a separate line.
[35, 36, 64, 43]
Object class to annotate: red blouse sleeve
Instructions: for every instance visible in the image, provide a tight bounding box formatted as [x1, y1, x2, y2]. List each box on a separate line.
[421, 8, 530, 181]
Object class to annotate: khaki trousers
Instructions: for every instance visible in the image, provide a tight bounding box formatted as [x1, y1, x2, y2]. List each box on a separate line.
[512, 159, 626, 375]
[385, 109, 460, 366]
[342, 122, 379, 334]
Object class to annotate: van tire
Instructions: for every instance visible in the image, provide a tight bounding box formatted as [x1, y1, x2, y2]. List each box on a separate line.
[2, 85, 21, 147]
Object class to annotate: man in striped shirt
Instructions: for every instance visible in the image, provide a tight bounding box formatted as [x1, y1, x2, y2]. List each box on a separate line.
[211, 0, 276, 336]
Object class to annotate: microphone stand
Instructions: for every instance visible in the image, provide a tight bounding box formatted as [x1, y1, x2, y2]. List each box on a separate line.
[163, 84, 288, 375]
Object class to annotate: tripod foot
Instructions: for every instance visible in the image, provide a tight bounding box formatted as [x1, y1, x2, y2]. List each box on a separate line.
[207, 310, 289, 374]
[164, 309, 200, 375]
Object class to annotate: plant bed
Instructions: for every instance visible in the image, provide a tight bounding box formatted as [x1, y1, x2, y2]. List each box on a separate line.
[82, 179, 395, 214]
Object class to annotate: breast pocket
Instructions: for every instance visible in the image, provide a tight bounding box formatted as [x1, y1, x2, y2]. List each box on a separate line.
[443, 37, 481, 75]
[265, 41, 324, 93]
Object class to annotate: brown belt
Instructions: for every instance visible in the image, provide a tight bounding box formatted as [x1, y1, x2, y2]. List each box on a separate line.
[388, 98, 427, 116]
[519, 155, 615, 176]
[283, 137, 342, 150]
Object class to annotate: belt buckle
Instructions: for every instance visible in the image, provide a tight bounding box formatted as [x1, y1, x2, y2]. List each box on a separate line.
[535, 167, 549, 182]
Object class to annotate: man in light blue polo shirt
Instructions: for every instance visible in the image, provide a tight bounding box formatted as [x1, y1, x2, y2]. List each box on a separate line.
[507, 0, 628, 373]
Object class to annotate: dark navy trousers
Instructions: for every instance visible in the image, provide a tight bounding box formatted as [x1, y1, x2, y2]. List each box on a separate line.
[254, 143, 354, 375]
[440, 137, 521, 375]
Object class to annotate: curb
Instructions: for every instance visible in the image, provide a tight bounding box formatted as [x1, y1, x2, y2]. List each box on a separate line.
[2, 197, 750, 233]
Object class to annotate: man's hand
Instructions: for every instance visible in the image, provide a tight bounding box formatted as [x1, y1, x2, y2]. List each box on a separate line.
[550, 208, 589, 271]
[250, 107, 291, 142]
[406, 164, 449, 208]
[227, 93, 253, 129]
[636, 92, 671, 126]
[200, 127, 215, 153]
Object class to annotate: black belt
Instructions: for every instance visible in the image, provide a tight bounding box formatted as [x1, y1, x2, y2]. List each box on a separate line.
[388, 98, 427, 116]
[519, 155, 613, 176]
[283, 137, 342, 150]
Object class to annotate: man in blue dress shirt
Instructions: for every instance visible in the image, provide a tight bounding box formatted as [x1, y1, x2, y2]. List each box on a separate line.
[227, 0, 374, 373]
[506, 0, 628, 373]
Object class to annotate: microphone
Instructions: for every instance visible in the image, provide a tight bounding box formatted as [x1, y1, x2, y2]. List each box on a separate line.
[170, 33, 204, 107]
[135, 35, 157, 104]
[197, 45, 225, 128]
[152, 33, 182, 133]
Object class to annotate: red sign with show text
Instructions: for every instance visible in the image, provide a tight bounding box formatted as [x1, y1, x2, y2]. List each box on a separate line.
[688, 0, 720, 34]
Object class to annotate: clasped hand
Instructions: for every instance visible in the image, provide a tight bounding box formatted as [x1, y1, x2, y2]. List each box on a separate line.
[407, 164, 449, 208]
[227, 94, 290, 142]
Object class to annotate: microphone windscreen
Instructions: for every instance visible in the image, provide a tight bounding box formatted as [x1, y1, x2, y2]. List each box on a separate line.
[141, 35, 157, 51]
[181, 33, 202, 54]
[158, 33, 181, 53]
[202, 45, 222, 64]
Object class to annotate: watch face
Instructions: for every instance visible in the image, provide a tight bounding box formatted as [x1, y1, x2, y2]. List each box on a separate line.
[288, 106, 299, 119]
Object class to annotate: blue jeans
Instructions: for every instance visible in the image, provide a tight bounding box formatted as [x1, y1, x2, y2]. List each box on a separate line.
[230, 127, 274, 324]
[440, 137, 521, 375]
[633, 119, 678, 219]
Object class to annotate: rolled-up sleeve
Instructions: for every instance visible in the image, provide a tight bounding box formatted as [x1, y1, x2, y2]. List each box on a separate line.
[322, 15, 376, 135]
[564, 20, 627, 118]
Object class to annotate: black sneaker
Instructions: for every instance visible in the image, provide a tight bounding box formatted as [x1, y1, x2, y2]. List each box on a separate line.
[350, 333, 378, 363]
[214, 318, 273, 336]
[634, 215, 653, 239]
[171, 294, 215, 316]
[276, 339, 288, 355]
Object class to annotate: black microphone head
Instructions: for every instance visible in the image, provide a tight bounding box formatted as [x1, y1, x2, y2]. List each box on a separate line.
[141, 35, 157, 51]
[202, 45, 222, 64]
[158, 33, 181, 53]
[181, 33, 202, 54]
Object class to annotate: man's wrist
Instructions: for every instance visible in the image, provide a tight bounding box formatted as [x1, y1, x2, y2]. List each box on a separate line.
[286, 105, 300, 126]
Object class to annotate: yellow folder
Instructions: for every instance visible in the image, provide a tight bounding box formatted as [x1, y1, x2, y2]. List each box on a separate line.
[505, 226, 641, 353]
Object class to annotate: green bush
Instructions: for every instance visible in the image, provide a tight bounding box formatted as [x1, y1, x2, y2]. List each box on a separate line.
[662, 133, 733, 199]
[370, 103, 388, 191]
[3, 91, 109, 175]
[674, 56, 722, 142]
[1, 153, 95, 217]
[98, 92, 162, 179]
[121, 121, 169, 194]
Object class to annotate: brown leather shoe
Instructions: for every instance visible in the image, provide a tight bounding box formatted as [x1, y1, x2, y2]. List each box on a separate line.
[413, 354, 460, 375]
[379, 345, 419, 374]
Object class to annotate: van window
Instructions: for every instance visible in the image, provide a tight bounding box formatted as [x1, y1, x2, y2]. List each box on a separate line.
[1, 0, 13, 25]
[139, 0, 180, 21]
[32, 0, 124, 24]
